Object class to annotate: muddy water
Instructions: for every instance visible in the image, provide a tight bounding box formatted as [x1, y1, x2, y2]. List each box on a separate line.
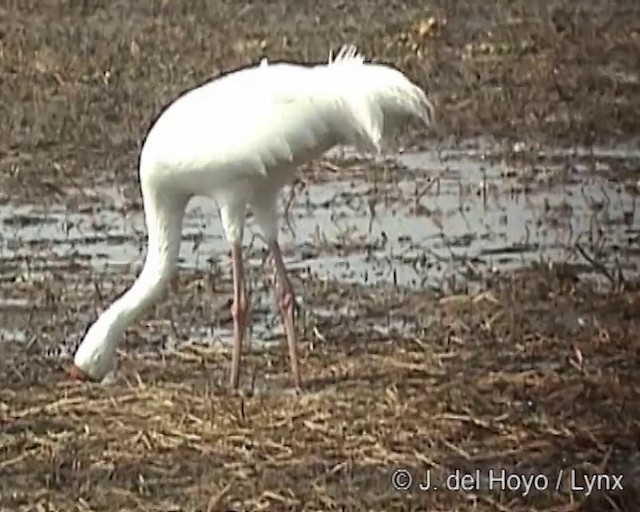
[1, 146, 639, 347]
[2, 147, 639, 286]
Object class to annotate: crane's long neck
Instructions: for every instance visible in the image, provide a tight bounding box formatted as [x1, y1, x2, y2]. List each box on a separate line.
[73, 187, 187, 380]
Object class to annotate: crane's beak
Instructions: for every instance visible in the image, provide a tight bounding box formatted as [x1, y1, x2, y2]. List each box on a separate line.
[65, 364, 91, 382]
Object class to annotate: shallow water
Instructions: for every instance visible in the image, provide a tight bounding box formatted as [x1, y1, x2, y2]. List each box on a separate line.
[1, 145, 638, 290]
[1, 145, 639, 349]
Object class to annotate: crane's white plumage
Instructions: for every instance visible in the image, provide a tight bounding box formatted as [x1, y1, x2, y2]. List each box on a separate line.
[70, 45, 434, 388]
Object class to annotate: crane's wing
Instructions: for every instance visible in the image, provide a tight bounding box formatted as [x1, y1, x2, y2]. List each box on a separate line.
[143, 64, 340, 184]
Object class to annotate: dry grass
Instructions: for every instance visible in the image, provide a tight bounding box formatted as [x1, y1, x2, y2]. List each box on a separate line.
[2, 269, 640, 511]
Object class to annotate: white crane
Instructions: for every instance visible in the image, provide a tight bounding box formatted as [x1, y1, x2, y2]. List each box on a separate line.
[68, 45, 434, 391]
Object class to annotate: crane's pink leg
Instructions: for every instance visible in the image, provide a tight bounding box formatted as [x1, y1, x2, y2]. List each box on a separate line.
[229, 242, 248, 390]
[269, 241, 302, 391]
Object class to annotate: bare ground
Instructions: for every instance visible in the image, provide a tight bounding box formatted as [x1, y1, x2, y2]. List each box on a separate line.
[1, 0, 640, 511]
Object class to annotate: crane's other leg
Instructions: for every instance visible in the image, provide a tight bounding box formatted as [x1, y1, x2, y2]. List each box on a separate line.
[220, 200, 249, 390]
[251, 190, 302, 391]
[229, 242, 247, 389]
[269, 239, 302, 391]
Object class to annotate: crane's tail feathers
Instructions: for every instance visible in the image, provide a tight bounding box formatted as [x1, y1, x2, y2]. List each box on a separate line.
[320, 47, 434, 153]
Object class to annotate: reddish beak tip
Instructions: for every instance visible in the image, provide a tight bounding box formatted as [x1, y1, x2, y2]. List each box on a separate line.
[66, 365, 91, 382]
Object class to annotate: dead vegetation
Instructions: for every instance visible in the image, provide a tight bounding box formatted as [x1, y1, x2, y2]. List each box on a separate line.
[1, 0, 639, 204]
[2, 269, 640, 511]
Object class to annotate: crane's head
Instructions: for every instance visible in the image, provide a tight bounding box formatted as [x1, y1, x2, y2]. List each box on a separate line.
[66, 317, 119, 383]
